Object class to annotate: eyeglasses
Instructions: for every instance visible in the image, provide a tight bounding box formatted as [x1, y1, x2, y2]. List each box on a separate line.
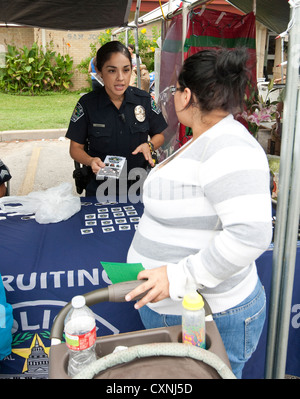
[170, 85, 180, 95]
[158, 85, 180, 112]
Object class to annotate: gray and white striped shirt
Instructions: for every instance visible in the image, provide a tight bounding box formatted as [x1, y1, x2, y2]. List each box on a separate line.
[127, 114, 272, 314]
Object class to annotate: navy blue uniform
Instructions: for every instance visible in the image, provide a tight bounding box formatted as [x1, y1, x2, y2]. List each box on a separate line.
[66, 86, 167, 196]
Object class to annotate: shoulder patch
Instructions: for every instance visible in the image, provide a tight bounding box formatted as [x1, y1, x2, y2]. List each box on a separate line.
[151, 97, 161, 115]
[71, 102, 84, 123]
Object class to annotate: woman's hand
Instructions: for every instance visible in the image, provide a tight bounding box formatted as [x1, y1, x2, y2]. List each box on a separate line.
[125, 266, 170, 309]
[132, 142, 154, 167]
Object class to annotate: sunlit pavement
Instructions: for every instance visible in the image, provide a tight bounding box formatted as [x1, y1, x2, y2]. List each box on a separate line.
[0, 130, 82, 197]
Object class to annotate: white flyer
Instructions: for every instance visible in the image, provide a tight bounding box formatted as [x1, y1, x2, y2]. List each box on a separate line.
[96, 155, 126, 180]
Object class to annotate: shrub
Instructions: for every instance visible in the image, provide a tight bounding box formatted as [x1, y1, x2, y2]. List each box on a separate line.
[0, 42, 74, 95]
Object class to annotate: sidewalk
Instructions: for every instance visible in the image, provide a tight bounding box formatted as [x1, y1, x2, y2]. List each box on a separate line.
[0, 128, 67, 142]
[0, 129, 79, 197]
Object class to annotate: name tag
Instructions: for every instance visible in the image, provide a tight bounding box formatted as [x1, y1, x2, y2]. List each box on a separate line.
[93, 123, 105, 128]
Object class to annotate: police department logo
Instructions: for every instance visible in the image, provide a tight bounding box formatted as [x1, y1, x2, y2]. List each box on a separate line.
[71, 102, 84, 123]
[151, 97, 161, 115]
[134, 105, 146, 122]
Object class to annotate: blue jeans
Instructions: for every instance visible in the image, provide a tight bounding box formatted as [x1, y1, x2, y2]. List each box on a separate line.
[137, 279, 266, 379]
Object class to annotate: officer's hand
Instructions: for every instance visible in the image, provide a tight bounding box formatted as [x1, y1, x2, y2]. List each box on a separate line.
[132, 143, 154, 167]
[125, 266, 170, 309]
[90, 157, 105, 174]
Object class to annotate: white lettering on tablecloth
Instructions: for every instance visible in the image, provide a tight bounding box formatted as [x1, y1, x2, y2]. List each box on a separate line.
[10, 300, 119, 334]
[16, 309, 51, 331]
[2, 268, 105, 292]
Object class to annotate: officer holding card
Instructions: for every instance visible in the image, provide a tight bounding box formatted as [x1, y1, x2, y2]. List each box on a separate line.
[66, 41, 167, 197]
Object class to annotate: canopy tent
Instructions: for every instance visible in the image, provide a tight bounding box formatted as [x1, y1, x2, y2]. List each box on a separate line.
[0, 0, 133, 30]
[128, 0, 290, 34]
[0, 0, 291, 33]
[228, 0, 290, 34]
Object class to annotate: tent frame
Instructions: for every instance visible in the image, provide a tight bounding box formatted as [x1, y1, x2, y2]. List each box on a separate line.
[264, 0, 300, 379]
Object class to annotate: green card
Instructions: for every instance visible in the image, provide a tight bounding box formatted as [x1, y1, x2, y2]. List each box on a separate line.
[101, 262, 144, 284]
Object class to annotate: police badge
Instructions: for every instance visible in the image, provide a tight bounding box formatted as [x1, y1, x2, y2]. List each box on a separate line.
[134, 105, 146, 122]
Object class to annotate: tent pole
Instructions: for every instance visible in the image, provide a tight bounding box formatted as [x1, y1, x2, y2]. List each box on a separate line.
[265, 0, 300, 379]
[252, 0, 256, 15]
[281, 37, 285, 81]
[125, 28, 129, 47]
[42, 29, 46, 54]
[274, 87, 300, 378]
[181, 1, 189, 64]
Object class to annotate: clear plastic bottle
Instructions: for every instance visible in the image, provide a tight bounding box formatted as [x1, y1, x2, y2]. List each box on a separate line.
[64, 295, 97, 377]
[182, 291, 205, 349]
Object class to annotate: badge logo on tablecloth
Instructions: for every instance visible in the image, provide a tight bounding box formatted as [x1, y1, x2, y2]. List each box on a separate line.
[7, 333, 50, 378]
[134, 105, 146, 122]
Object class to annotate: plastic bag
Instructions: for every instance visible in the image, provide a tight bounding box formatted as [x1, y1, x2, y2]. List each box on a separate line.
[0, 182, 81, 224]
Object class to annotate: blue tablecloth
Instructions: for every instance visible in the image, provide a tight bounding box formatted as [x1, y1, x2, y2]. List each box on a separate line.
[0, 197, 299, 379]
[0, 197, 145, 378]
[243, 245, 300, 379]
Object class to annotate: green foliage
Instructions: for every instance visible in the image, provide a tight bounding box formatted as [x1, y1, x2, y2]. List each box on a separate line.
[239, 80, 279, 138]
[76, 27, 160, 86]
[76, 55, 93, 89]
[0, 91, 81, 130]
[0, 42, 74, 95]
[119, 26, 160, 72]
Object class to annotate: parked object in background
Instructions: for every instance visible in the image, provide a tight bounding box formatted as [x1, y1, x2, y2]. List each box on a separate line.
[130, 64, 150, 92]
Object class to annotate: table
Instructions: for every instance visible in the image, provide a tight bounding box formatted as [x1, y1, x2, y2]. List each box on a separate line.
[0, 197, 145, 378]
[0, 197, 299, 379]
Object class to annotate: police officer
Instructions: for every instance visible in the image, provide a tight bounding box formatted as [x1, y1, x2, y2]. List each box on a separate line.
[66, 41, 167, 197]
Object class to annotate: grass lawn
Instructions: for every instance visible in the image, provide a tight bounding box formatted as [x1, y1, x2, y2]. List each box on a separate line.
[0, 91, 86, 131]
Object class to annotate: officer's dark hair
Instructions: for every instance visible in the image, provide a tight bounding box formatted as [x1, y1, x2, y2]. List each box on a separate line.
[96, 41, 132, 71]
[177, 47, 250, 115]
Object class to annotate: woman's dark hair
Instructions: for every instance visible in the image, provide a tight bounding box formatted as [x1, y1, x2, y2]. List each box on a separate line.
[95, 41, 132, 71]
[177, 47, 250, 114]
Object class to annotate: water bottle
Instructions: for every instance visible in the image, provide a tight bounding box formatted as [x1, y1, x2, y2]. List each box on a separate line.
[182, 291, 205, 349]
[64, 295, 97, 377]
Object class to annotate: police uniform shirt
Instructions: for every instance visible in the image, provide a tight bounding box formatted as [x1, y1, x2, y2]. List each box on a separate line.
[66, 86, 167, 172]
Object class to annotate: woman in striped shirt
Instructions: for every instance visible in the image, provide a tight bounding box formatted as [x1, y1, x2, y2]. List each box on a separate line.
[126, 47, 273, 378]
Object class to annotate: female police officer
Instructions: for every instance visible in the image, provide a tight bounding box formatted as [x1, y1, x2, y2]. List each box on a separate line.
[66, 41, 167, 198]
